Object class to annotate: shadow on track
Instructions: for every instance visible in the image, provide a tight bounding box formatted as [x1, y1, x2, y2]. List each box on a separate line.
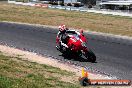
[59, 54, 97, 63]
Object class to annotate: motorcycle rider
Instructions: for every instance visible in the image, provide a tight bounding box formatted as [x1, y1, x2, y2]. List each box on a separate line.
[56, 24, 82, 51]
[56, 24, 69, 51]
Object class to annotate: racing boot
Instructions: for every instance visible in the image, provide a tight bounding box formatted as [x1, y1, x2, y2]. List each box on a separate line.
[56, 45, 60, 51]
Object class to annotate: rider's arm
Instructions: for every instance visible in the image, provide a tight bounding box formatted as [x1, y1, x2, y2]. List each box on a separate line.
[60, 41, 68, 48]
[57, 31, 61, 38]
[56, 31, 61, 43]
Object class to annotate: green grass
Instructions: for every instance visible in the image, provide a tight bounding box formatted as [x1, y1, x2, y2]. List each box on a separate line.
[0, 53, 80, 88]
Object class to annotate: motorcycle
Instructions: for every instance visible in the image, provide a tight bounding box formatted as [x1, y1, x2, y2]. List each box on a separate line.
[56, 30, 96, 63]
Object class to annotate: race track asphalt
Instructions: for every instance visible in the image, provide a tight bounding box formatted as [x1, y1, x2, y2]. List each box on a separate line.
[0, 22, 132, 80]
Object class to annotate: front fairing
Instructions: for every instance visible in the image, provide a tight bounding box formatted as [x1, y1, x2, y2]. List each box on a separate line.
[67, 34, 87, 52]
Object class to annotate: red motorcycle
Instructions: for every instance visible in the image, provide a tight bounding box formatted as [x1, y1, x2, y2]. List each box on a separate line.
[56, 30, 96, 62]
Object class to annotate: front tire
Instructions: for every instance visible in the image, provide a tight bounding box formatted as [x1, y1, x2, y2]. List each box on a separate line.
[84, 49, 96, 63]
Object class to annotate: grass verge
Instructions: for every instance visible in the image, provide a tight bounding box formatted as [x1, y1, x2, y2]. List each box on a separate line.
[0, 52, 80, 88]
[0, 3, 132, 36]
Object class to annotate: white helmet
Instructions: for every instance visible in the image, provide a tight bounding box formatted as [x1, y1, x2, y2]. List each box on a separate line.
[58, 24, 66, 32]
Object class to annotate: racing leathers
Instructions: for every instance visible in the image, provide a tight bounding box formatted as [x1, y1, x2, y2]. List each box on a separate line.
[56, 29, 81, 51]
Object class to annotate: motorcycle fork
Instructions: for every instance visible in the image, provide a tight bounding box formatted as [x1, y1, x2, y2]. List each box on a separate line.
[82, 47, 88, 53]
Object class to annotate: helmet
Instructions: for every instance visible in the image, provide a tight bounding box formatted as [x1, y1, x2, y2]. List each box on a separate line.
[58, 24, 66, 32]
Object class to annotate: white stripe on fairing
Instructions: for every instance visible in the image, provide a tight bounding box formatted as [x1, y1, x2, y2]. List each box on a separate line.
[80, 39, 83, 43]
[70, 38, 76, 42]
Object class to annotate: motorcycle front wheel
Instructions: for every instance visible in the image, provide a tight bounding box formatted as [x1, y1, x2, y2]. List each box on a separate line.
[84, 49, 96, 63]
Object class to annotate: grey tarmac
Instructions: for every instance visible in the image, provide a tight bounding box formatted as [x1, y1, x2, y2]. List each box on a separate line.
[0, 22, 132, 80]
